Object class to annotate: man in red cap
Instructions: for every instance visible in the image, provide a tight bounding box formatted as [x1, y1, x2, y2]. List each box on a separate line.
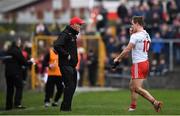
[53, 16, 84, 111]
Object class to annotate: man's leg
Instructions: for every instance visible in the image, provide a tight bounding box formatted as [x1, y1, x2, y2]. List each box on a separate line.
[14, 75, 23, 108]
[60, 66, 76, 111]
[129, 79, 138, 111]
[52, 77, 64, 106]
[72, 68, 77, 94]
[132, 79, 155, 103]
[132, 79, 163, 112]
[44, 77, 54, 107]
[5, 76, 14, 110]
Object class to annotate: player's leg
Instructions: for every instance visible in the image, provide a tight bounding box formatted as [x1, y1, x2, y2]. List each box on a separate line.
[128, 79, 138, 111]
[133, 79, 155, 103]
[133, 79, 163, 112]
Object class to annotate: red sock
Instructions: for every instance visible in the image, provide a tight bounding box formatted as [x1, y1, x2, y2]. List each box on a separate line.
[130, 102, 136, 109]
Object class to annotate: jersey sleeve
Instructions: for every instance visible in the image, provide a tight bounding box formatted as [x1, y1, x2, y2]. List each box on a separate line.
[129, 34, 137, 44]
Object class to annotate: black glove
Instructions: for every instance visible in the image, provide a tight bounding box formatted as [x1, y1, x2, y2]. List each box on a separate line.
[111, 61, 120, 69]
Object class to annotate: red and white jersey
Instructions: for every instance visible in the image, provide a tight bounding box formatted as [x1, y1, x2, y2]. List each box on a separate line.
[129, 30, 151, 63]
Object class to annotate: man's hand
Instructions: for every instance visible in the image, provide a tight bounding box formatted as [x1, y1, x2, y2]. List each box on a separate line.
[29, 58, 36, 65]
[111, 61, 120, 69]
[111, 57, 121, 69]
[49, 63, 55, 69]
[129, 27, 134, 35]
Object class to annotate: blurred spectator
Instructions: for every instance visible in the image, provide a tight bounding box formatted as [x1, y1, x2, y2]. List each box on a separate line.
[117, 28, 128, 46]
[175, 0, 180, 11]
[151, 32, 164, 62]
[115, 19, 123, 36]
[131, 1, 149, 17]
[158, 56, 168, 75]
[106, 36, 120, 57]
[77, 47, 86, 87]
[117, 0, 128, 23]
[35, 22, 50, 35]
[103, 27, 115, 47]
[4, 38, 33, 110]
[161, 1, 169, 23]
[173, 15, 180, 28]
[150, 59, 158, 76]
[160, 23, 169, 38]
[87, 49, 98, 86]
[42, 47, 64, 107]
[167, 0, 178, 24]
[50, 22, 61, 35]
[145, 0, 163, 25]
[150, 56, 168, 76]
[96, 3, 108, 37]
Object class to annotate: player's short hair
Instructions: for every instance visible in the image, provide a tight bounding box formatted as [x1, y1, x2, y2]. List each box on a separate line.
[132, 16, 144, 26]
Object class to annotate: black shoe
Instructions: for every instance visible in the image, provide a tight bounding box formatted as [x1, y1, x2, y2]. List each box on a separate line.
[60, 103, 71, 111]
[60, 108, 71, 112]
[52, 102, 58, 107]
[15, 105, 26, 109]
[60, 106, 71, 112]
[5, 107, 13, 111]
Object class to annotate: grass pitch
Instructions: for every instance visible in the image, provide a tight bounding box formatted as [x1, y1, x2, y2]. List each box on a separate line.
[0, 89, 180, 115]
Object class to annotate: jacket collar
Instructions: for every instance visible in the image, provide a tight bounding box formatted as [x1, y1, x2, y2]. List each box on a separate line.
[64, 25, 79, 36]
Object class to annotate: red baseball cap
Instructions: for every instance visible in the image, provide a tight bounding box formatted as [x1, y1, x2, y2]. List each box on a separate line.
[70, 17, 85, 25]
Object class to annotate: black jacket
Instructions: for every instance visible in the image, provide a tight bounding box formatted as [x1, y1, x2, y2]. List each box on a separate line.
[53, 25, 79, 68]
[4, 43, 32, 77]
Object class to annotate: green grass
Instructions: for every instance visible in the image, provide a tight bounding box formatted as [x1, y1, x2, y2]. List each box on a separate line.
[0, 89, 180, 115]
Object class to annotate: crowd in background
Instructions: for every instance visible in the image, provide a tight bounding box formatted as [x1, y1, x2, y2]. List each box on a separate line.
[0, 0, 180, 87]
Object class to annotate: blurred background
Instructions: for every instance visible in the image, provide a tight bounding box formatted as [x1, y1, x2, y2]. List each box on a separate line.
[0, 0, 179, 91]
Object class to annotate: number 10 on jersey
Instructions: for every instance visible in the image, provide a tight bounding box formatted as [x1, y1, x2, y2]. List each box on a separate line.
[143, 40, 150, 52]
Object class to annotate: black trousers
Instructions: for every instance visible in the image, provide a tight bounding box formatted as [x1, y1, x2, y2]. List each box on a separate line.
[88, 66, 97, 86]
[78, 70, 84, 87]
[5, 74, 23, 110]
[60, 66, 77, 111]
[44, 76, 63, 103]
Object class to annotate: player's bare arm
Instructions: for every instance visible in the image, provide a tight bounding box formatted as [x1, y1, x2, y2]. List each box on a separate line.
[114, 43, 135, 63]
